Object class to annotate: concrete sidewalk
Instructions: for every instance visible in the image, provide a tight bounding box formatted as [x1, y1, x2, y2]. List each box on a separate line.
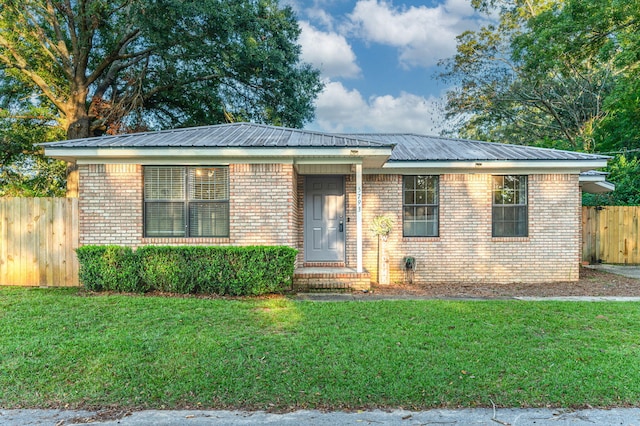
[2, 407, 640, 425]
[585, 264, 640, 280]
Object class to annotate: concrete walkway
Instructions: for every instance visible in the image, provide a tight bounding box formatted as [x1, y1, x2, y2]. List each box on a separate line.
[585, 264, 640, 279]
[2, 407, 640, 426]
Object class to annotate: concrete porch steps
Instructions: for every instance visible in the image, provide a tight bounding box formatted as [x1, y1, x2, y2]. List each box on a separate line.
[293, 267, 371, 292]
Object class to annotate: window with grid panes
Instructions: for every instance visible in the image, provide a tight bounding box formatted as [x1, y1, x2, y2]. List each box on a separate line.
[492, 175, 528, 237]
[144, 166, 229, 237]
[403, 175, 439, 237]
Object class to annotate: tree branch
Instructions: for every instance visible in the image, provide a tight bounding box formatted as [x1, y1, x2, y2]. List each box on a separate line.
[0, 36, 67, 113]
[86, 29, 143, 86]
[93, 49, 152, 98]
[21, 6, 73, 79]
[143, 73, 221, 100]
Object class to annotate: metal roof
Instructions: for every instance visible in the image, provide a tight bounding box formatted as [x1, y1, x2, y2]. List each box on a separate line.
[346, 133, 609, 162]
[40, 123, 394, 149]
[41, 122, 609, 162]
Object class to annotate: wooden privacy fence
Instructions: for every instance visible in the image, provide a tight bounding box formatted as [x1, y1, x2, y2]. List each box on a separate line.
[0, 198, 79, 286]
[1, 199, 637, 286]
[583, 206, 640, 264]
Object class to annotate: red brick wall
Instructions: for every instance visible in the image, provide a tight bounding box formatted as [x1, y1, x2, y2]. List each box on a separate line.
[229, 163, 297, 246]
[78, 164, 143, 246]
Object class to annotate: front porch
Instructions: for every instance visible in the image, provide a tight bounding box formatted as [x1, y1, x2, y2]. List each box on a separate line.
[293, 267, 371, 291]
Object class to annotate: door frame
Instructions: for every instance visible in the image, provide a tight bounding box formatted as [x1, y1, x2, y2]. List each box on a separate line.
[303, 175, 346, 262]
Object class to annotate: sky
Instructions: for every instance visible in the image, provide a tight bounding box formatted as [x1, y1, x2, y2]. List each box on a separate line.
[283, 0, 489, 135]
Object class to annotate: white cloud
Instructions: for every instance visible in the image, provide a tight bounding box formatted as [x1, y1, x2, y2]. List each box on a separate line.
[346, 0, 480, 69]
[305, 7, 336, 31]
[311, 81, 448, 134]
[299, 22, 361, 79]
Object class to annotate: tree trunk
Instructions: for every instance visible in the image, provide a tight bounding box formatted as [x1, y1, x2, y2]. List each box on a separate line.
[65, 163, 79, 198]
[66, 112, 91, 140]
[63, 101, 91, 198]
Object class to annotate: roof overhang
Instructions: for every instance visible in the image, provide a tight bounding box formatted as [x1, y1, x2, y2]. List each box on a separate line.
[579, 173, 615, 194]
[380, 159, 609, 173]
[43, 146, 394, 169]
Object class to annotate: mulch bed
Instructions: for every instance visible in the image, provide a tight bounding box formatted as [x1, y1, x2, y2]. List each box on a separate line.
[370, 267, 640, 298]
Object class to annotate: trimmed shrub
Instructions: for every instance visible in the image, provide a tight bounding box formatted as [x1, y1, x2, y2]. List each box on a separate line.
[137, 246, 195, 294]
[192, 246, 297, 296]
[77, 245, 297, 296]
[76, 245, 140, 292]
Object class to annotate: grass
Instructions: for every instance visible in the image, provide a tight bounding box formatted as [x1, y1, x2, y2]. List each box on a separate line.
[1, 287, 639, 410]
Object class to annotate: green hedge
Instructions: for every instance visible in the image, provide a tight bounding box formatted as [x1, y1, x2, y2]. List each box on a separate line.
[76, 245, 140, 292]
[76, 245, 297, 296]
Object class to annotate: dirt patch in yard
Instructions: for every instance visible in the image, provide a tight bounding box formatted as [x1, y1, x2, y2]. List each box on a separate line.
[370, 267, 640, 298]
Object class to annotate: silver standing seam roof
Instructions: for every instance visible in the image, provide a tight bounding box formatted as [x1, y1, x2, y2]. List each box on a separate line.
[345, 133, 609, 162]
[40, 122, 609, 162]
[40, 123, 394, 149]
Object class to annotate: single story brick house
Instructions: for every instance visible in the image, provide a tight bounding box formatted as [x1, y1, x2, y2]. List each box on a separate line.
[42, 123, 611, 290]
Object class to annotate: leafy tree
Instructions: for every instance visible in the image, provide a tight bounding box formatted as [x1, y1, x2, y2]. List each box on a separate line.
[439, 0, 618, 150]
[439, 0, 640, 152]
[0, 108, 66, 196]
[0, 0, 321, 138]
[583, 154, 640, 206]
[1, 0, 322, 195]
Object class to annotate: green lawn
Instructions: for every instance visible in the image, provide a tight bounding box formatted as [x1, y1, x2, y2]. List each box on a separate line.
[1, 287, 639, 410]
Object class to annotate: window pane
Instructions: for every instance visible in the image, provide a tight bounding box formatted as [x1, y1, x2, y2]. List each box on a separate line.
[189, 202, 229, 237]
[403, 206, 414, 220]
[427, 206, 438, 221]
[426, 221, 437, 236]
[503, 221, 516, 237]
[404, 176, 415, 190]
[190, 167, 229, 200]
[404, 221, 415, 236]
[404, 191, 415, 205]
[145, 202, 185, 237]
[426, 188, 437, 204]
[144, 167, 184, 200]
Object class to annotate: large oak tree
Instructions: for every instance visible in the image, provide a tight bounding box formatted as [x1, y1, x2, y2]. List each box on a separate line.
[0, 0, 322, 195]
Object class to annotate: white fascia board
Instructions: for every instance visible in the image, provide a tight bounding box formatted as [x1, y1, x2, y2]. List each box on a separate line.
[44, 146, 392, 164]
[580, 181, 615, 193]
[579, 174, 608, 182]
[380, 159, 609, 173]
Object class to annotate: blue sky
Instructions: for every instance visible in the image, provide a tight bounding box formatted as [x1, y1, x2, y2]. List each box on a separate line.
[283, 0, 489, 135]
